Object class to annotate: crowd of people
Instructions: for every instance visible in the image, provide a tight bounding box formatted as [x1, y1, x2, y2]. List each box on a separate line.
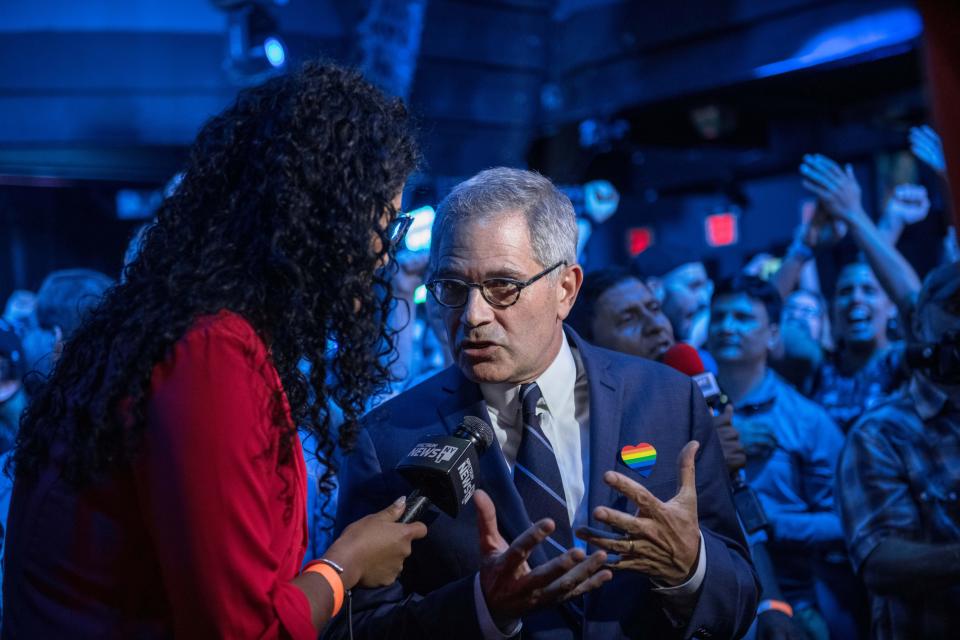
[0, 60, 956, 639]
[366, 121, 958, 638]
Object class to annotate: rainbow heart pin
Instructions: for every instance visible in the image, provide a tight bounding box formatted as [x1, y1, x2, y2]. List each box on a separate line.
[620, 443, 657, 477]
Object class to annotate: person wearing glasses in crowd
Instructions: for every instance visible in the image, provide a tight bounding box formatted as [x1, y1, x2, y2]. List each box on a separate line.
[329, 167, 758, 640]
[2, 63, 427, 638]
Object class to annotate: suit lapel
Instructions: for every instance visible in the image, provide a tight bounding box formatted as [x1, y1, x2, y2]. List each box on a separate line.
[570, 335, 624, 536]
[435, 367, 550, 568]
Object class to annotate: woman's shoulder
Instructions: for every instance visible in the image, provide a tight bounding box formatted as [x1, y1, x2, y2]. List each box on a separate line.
[152, 310, 272, 388]
[180, 309, 266, 358]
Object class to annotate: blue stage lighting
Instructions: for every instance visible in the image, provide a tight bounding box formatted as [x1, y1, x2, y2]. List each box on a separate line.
[754, 7, 922, 78]
[403, 205, 436, 252]
[414, 285, 428, 305]
[264, 37, 285, 68]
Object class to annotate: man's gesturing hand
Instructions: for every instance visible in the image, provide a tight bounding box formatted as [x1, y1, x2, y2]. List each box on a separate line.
[576, 441, 701, 586]
[474, 490, 612, 624]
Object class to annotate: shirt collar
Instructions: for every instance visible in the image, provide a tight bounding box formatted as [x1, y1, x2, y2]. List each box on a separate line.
[909, 371, 952, 421]
[479, 335, 577, 422]
[734, 368, 779, 411]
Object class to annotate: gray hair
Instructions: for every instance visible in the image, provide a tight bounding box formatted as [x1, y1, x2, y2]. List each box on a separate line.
[429, 167, 578, 275]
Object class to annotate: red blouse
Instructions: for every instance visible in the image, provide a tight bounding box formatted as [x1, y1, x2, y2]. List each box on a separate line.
[136, 310, 314, 637]
[1, 310, 315, 638]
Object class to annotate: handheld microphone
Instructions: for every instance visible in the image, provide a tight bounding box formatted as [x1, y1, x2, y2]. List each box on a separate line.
[661, 343, 769, 535]
[395, 416, 495, 524]
[661, 343, 726, 410]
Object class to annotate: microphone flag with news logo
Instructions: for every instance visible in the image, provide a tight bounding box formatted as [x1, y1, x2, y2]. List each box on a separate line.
[395, 416, 495, 523]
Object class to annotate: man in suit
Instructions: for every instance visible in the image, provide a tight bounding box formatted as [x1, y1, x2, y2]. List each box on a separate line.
[329, 167, 758, 639]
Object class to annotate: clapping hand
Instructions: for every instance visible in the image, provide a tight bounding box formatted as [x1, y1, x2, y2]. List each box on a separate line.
[800, 155, 866, 224]
[798, 200, 848, 251]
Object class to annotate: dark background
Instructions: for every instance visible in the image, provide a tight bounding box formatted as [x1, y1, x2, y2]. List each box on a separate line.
[0, 0, 948, 299]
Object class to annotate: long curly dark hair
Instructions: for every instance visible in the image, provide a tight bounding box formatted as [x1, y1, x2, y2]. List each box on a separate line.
[12, 62, 418, 504]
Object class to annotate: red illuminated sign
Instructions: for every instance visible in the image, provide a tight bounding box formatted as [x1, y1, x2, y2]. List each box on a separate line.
[627, 227, 654, 256]
[705, 213, 738, 247]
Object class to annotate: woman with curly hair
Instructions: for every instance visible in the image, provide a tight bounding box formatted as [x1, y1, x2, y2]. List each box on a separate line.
[2, 62, 427, 638]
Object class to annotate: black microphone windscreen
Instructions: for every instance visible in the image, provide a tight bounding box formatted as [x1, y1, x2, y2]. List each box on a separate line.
[457, 416, 495, 454]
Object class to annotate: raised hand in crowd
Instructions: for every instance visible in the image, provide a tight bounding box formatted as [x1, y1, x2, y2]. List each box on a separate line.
[884, 183, 930, 225]
[799, 155, 866, 224]
[800, 153, 921, 315]
[909, 125, 946, 176]
[770, 200, 844, 301]
[879, 183, 930, 245]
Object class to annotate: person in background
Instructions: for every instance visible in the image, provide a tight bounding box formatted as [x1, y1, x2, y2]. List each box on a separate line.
[632, 243, 715, 350]
[837, 261, 960, 640]
[0, 320, 28, 616]
[2, 62, 427, 638]
[569, 267, 813, 640]
[709, 275, 851, 640]
[19, 269, 114, 382]
[331, 167, 758, 640]
[0, 273, 116, 602]
[909, 125, 947, 179]
[1, 292, 36, 340]
[567, 267, 743, 472]
[769, 154, 923, 431]
[772, 289, 830, 394]
[0, 321, 26, 455]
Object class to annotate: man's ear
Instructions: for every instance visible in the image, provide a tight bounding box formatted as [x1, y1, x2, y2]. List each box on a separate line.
[557, 263, 584, 320]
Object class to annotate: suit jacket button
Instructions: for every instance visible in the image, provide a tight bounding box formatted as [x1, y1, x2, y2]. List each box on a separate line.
[694, 628, 712, 638]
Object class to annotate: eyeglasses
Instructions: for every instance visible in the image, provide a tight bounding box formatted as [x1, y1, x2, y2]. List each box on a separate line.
[385, 215, 413, 250]
[426, 261, 566, 309]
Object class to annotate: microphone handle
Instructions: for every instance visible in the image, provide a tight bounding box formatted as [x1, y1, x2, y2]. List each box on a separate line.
[398, 489, 432, 523]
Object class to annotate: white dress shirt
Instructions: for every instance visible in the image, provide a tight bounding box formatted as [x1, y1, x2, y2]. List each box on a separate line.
[480, 334, 590, 531]
[471, 335, 707, 639]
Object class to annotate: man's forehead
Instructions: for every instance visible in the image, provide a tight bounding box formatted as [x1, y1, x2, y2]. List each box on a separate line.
[434, 213, 537, 272]
[837, 263, 878, 286]
[787, 291, 821, 309]
[603, 279, 652, 308]
[713, 292, 762, 312]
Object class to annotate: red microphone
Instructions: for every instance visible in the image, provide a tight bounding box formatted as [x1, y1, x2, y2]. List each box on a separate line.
[661, 343, 723, 409]
[662, 345, 768, 533]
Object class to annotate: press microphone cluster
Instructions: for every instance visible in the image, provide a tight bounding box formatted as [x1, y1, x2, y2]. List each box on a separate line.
[661, 343, 769, 535]
[395, 416, 495, 524]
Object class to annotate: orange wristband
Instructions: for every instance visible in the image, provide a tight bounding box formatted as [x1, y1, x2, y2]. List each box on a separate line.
[304, 562, 345, 617]
[757, 599, 793, 617]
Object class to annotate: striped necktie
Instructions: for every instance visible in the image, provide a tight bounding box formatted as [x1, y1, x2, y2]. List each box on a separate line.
[513, 382, 573, 557]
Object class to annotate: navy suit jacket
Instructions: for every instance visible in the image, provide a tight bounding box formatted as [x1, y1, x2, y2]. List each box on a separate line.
[328, 329, 758, 640]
